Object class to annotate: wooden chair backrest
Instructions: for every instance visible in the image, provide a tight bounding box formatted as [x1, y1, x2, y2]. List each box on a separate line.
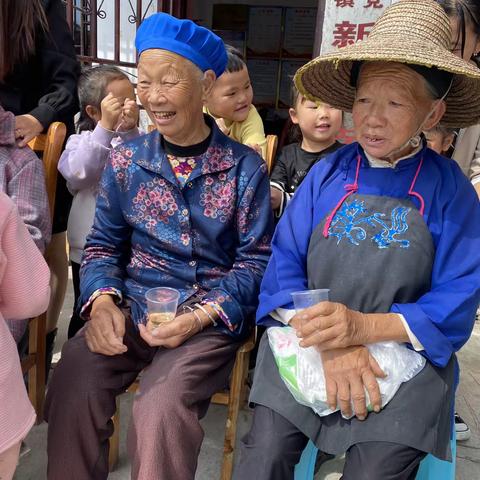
[265, 134, 278, 174]
[28, 122, 67, 217]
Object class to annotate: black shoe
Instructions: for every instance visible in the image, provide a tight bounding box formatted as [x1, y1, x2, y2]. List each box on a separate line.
[455, 413, 471, 441]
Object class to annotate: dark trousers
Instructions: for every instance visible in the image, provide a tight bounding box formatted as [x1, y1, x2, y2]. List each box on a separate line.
[67, 261, 84, 339]
[45, 316, 239, 480]
[233, 405, 426, 480]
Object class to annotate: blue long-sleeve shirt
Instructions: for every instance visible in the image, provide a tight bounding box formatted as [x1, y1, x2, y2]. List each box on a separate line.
[257, 142, 480, 367]
[80, 122, 274, 340]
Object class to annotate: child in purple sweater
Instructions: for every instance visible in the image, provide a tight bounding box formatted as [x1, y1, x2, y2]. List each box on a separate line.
[58, 66, 140, 338]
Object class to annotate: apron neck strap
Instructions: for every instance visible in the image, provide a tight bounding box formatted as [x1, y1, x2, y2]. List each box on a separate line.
[322, 154, 425, 239]
[407, 156, 425, 215]
[323, 155, 361, 238]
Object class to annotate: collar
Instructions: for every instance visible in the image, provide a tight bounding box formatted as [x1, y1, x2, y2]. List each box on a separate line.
[364, 143, 423, 168]
[134, 115, 236, 185]
[0, 106, 16, 147]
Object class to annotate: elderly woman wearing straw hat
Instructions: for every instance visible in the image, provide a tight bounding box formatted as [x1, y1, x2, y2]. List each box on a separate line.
[233, 1, 480, 479]
[44, 13, 273, 480]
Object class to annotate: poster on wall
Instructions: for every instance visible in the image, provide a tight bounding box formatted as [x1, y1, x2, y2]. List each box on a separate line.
[320, 0, 395, 55]
[283, 8, 317, 58]
[247, 7, 283, 57]
[247, 59, 279, 106]
[278, 60, 307, 108]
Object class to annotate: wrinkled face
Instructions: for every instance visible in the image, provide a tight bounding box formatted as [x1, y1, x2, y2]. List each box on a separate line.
[289, 97, 343, 149]
[205, 66, 253, 122]
[352, 62, 442, 161]
[137, 50, 208, 144]
[450, 16, 480, 61]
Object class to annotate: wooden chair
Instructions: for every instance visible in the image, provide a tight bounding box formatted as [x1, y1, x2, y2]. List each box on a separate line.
[108, 329, 256, 480]
[265, 134, 278, 174]
[20, 122, 66, 423]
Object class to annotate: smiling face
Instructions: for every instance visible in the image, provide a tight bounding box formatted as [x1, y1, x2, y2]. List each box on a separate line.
[205, 66, 253, 122]
[137, 49, 215, 145]
[289, 97, 343, 152]
[352, 62, 446, 161]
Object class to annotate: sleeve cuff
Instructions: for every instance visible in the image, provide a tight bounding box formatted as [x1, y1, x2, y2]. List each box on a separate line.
[471, 176, 480, 186]
[91, 123, 117, 146]
[80, 287, 123, 320]
[270, 308, 296, 325]
[397, 313, 425, 351]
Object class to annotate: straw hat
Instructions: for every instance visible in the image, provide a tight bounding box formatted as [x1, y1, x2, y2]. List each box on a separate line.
[294, 0, 480, 128]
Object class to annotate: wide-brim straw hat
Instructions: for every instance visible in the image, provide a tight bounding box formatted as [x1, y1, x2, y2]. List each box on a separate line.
[294, 0, 480, 128]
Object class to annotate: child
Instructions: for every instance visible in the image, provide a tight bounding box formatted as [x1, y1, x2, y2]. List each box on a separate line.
[58, 66, 140, 339]
[424, 125, 456, 156]
[204, 45, 267, 158]
[270, 84, 343, 217]
[0, 192, 50, 480]
[0, 103, 50, 343]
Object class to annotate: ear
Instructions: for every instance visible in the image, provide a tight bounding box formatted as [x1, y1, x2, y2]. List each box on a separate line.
[201, 70, 217, 101]
[423, 100, 447, 130]
[289, 107, 299, 125]
[85, 105, 100, 122]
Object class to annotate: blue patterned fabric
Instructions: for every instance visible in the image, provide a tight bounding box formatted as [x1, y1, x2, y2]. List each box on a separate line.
[257, 142, 480, 367]
[79, 120, 273, 339]
[328, 198, 411, 248]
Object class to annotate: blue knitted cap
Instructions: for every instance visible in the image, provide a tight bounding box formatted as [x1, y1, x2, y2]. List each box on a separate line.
[135, 13, 227, 78]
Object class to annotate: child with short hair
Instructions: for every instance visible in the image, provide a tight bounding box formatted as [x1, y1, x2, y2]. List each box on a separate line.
[270, 84, 343, 217]
[58, 65, 140, 339]
[424, 125, 456, 156]
[204, 45, 267, 158]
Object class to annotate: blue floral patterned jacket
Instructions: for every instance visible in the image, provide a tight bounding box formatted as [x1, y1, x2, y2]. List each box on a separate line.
[79, 121, 274, 340]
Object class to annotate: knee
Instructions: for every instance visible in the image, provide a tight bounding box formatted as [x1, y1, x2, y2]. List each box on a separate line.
[47, 335, 100, 402]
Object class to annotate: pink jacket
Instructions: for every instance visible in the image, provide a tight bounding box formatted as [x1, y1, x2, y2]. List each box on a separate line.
[0, 192, 50, 453]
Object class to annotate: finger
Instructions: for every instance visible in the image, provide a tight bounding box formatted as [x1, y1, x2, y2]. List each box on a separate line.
[85, 329, 97, 353]
[296, 301, 336, 322]
[111, 308, 126, 340]
[299, 326, 339, 349]
[369, 354, 386, 378]
[325, 376, 338, 411]
[337, 379, 352, 418]
[102, 323, 127, 353]
[349, 374, 367, 420]
[138, 323, 163, 346]
[362, 370, 382, 413]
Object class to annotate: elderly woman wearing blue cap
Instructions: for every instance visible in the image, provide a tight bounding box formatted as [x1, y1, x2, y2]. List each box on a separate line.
[44, 13, 273, 480]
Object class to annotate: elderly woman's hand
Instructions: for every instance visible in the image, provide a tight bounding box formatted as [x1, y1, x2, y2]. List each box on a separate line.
[85, 295, 128, 356]
[138, 311, 202, 348]
[292, 301, 368, 350]
[322, 345, 385, 420]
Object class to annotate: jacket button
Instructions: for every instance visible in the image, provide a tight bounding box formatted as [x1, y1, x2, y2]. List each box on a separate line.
[182, 208, 188, 216]
[193, 283, 199, 290]
[189, 260, 196, 267]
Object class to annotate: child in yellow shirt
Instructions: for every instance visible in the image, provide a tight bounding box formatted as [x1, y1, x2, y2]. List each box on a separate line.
[204, 45, 267, 158]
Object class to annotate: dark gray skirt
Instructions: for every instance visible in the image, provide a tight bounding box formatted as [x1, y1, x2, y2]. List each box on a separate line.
[250, 334, 455, 460]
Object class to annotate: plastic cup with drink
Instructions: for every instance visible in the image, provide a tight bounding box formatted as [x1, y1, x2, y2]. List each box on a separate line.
[291, 288, 330, 313]
[145, 287, 180, 332]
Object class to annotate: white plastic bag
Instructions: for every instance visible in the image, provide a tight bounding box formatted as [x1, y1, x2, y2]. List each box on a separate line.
[267, 326, 426, 418]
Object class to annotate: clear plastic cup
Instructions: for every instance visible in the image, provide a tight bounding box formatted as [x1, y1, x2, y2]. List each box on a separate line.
[145, 287, 180, 329]
[291, 289, 330, 312]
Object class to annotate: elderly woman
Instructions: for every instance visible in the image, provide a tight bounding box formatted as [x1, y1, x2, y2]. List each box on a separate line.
[233, 1, 480, 479]
[44, 13, 272, 480]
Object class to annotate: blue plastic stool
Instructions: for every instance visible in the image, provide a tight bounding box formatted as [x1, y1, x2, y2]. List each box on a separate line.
[294, 434, 456, 480]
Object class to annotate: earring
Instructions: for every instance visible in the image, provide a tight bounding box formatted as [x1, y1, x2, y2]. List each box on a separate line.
[409, 135, 421, 148]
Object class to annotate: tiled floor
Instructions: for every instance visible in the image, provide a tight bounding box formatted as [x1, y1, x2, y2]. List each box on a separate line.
[13, 270, 480, 479]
